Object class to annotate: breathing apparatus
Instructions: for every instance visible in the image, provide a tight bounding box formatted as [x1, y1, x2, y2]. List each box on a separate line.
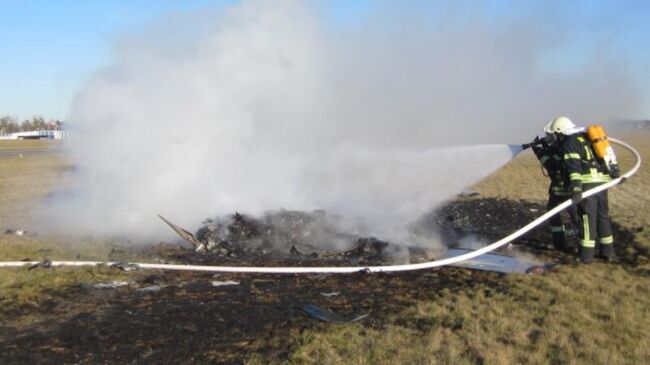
[586, 125, 621, 177]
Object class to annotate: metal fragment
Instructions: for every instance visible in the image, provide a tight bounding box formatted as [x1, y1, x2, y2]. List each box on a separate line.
[320, 292, 340, 298]
[158, 215, 201, 247]
[81, 281, 129, 290]
[111, 262, 140, 272]
[211, 280, 240, 287]
[301, 304, 369, 323]
[137, 285, 163, 293]
[28, 259, 52, 270]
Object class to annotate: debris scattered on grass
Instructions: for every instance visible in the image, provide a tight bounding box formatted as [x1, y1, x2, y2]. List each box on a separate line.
[443, 248, 543, 274]
[111, 262, 140, 272]
[250, 279, 277, 290]
[137, 285, 163, 293]
[525, 264, 557, 275]
[320, 292, 340, 298]
[81, 281, 129, 290]
[301, 304, 369, 323]
[141, 274, 163, 284]
[211, 280, 240, 287]
[28, 259, 52, 270]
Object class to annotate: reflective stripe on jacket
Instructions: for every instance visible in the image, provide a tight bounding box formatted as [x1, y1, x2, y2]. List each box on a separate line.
[560, 133, 611, 189]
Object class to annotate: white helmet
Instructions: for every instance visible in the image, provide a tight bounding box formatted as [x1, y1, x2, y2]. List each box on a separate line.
[544, 116, 582, 135]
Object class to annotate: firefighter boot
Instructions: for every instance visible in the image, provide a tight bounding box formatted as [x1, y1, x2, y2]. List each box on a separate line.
[578, 246, 595, 264]
[600, 243, 615, 262]
[552, 232, 567, 252]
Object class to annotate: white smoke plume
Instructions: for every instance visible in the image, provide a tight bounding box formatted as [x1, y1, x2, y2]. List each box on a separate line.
[40, 1, 642, 243]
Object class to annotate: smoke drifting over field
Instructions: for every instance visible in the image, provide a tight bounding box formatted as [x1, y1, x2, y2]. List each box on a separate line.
[42, 1, 641, 243]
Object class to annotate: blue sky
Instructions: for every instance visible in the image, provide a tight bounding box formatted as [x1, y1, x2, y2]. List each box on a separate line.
[1, 0, 649, 121]
[0, 0, 228, 121]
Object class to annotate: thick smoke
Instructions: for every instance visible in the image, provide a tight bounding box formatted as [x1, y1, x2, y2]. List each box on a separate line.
[41, 1, 641, 243]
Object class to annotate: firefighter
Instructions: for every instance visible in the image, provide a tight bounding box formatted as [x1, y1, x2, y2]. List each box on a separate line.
[529, 138, 578, 252]
[544, 116, 617, 263]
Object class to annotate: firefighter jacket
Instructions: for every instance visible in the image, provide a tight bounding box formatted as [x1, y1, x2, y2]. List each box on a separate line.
[533, 145, 570, 196]
[560, 132, 612, 192]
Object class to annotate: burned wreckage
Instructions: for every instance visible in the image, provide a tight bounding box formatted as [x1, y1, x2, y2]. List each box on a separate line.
[158, 209, 546, 274]
[159, 210, 432, 264]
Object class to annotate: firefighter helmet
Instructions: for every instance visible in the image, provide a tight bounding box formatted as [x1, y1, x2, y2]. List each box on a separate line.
[544, 116, 581, 135]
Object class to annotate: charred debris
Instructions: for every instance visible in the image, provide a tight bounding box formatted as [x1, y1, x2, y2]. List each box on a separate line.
[158, 204, 550, 274]
[160, 210, 437, 264]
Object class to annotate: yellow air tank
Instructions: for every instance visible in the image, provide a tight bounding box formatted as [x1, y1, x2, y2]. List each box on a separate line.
[586, 124, 617, 168]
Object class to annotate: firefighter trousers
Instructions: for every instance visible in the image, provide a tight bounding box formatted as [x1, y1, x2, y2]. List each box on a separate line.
[577, 183, 615, 260]
[547, 192, 578, 251]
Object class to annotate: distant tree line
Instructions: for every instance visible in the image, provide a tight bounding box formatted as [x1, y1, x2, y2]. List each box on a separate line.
[0, 116, 63, 134]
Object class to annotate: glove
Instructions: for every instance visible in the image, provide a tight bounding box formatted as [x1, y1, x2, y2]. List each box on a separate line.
[609, 164, 621, 179]
[529, 136, 541, 152]
[571, 191, 582, 204]
[569, 180, 582, 204]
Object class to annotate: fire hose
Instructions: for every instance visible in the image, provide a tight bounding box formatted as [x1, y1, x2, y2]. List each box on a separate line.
[0, 138, 641, 274]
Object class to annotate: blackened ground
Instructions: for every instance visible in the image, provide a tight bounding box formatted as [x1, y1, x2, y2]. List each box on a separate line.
[433, 197, 640, 264]
[0, 197, 640, 365]
[0, 268, 507, 364]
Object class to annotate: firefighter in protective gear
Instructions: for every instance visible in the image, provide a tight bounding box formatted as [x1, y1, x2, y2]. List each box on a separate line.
[544, 116, 616, 263]
[530, 139, 578, 252]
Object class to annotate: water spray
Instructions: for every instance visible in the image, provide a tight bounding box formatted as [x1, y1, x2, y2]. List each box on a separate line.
[0, 138, 640, 273]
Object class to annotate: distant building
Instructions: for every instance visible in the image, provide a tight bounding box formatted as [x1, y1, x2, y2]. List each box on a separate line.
[0, 130, 68, 140]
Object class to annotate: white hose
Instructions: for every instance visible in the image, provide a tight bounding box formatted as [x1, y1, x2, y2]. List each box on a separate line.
[0, 138, 641, 274]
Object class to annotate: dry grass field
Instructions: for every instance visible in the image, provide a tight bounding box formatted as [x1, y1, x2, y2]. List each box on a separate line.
[0, 131, 649, 364]
[0, 140, 66, 228]
[288, 130, 650, 365]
